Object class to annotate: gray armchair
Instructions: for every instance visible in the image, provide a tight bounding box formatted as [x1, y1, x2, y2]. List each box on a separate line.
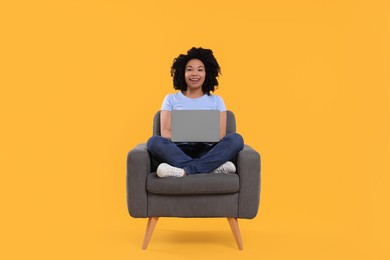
[127, 111, 261, 250]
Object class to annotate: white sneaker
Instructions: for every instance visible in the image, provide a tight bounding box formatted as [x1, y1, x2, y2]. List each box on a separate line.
[212, 161, 236, 174]
[157, 163, 186, 177]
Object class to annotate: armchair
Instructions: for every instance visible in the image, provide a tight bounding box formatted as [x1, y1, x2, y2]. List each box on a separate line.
[127, 110, 261, 250]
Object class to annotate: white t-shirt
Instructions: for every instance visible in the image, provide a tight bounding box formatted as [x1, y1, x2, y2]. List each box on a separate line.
[161, 92, 227, 112]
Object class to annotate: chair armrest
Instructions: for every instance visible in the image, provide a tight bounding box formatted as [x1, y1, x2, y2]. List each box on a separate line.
[236, 144, 261, 219]
[126, 143, 150, 218]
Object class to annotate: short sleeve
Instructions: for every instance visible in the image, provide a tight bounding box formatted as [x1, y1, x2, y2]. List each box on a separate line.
[161, 94, 173, 111]
[216, 96, 227, 112]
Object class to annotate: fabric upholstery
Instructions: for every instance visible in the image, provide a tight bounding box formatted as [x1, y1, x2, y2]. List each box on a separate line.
[146, 172, 239, 195]
[147, 193, 239, 217]
[126, 143, 149, 218]
[237, 145, 261, 219]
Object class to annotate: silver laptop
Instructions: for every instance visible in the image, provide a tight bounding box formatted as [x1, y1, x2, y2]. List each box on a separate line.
[171, 110, 220, 142]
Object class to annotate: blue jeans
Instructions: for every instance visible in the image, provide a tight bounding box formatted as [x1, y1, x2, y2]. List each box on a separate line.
[146, 133, 244, 175]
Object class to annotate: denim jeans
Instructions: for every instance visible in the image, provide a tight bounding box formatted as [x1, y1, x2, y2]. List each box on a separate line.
[146, 133, 244, 175]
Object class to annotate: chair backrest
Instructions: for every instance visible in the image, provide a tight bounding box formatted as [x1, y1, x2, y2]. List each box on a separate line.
[153, 110, 236, 136]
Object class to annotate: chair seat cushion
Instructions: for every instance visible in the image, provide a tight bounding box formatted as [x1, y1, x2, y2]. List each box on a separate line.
[146, 172, 239, 195]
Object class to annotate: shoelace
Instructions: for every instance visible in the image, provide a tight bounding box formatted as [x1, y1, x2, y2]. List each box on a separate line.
[165, 165, 184, 176]
[214, 165, 226, 173]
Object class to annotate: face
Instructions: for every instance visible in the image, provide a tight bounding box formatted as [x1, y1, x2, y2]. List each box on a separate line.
[184, 59, 206, 90]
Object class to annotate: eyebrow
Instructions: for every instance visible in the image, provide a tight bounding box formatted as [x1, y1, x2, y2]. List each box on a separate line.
[186, 65, 205, 68]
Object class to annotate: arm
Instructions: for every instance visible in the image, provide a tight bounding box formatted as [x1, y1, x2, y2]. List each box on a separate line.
[237, 145, 261, 219]
[127, 143, 150, 218]
[160, 110, 171, 139]
[220, 111, 227, 139]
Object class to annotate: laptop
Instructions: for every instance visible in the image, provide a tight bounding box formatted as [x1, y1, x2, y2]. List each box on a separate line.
[171, 110, 220, 142]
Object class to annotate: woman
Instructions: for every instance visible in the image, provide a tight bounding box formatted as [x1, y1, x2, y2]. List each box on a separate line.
[147, 47, 244, 177]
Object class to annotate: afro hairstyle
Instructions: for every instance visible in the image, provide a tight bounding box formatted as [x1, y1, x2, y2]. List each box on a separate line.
[170, 47, 221, 95]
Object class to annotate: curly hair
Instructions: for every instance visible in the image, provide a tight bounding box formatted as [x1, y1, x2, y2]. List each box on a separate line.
[170, 47, 221, 95]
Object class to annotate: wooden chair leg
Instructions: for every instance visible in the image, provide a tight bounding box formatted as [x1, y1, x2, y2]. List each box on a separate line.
[142, 217, 159, 250]
[227, 218, 243, 250]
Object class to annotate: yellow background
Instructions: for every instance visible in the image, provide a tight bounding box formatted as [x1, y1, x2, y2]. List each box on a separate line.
[1, 0, 389, 259]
